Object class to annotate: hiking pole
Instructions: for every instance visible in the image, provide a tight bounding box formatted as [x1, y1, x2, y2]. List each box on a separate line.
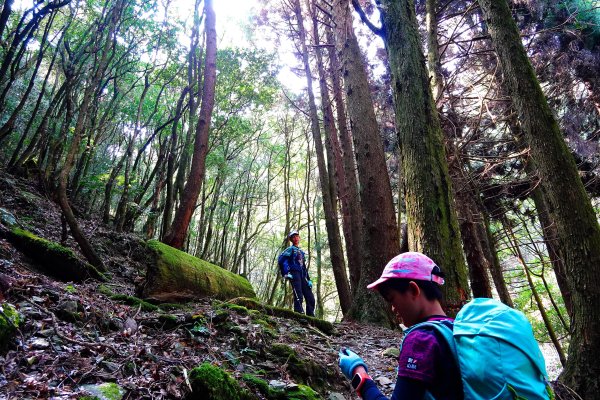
[288, 277, 301, 305]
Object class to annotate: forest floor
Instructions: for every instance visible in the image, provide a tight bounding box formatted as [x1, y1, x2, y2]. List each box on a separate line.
[0, 173, 402, 399]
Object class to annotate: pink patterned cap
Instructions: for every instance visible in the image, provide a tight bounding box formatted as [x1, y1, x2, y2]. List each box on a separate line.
[367, 252, 445, 290]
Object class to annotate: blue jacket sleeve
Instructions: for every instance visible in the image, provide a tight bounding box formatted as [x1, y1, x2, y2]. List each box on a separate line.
[360, 376, 427, 400]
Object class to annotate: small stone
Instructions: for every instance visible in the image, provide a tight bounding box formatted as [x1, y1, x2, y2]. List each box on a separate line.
[375, 376, 394, 385]
[382, 347, 400, 358]
[122, 318, 137, 335]
[109, 318, 124, 331]
[268, 380, 286, 390]
[0, 208, 17, 227]
[101, 361, 120, 372]
[30, 338, 50, 349]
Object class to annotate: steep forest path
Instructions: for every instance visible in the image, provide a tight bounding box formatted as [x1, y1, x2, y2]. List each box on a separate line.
[0, 173, 401, 399]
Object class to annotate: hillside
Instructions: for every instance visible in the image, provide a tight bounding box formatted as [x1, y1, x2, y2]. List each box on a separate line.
[0, 173, 402, 399]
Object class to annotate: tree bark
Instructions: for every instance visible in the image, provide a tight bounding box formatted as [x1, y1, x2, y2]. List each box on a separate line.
[163, 0, 217, 249]
[332, 0, 398, 326]
[378, 0, 469, 312]
[325, 25, 363, 294]
[292, 0, 352, 314]
[477, 0, 600, 396]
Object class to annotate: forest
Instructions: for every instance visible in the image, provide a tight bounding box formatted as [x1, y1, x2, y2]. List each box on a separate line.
[0, 0, 599, 398]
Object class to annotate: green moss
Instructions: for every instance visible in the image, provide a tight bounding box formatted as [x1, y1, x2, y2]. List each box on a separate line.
[217, 303, 250, 315]
[108, 294, 160, 312]
[229, 297, 335, 335]
[98, 284, 113, 296]
[0, 303, 19, 353]
[188, 363, 255, 400]
[287, 385, 319, 400]
[7, 228, 106, 281]
[142, 240, 255, 302]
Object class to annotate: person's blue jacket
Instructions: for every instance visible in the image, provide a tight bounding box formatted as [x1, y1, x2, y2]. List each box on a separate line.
[280, 245, 310, 278]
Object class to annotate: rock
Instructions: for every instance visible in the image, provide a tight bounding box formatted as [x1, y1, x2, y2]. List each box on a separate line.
[0, 208, 17, 228]
[80, 382, 125, 400]
[109, 318, 124, 331]
[30, 338, 50, 350]
[375, 376, 394, 385]
[55, 300, 81, 322]
[122, 318, 137, 335]
[328, 393, 347, 400]
[101, 361, 120, 373]
[139, 240, 255, 303]
[382, 347, 400, 358]
[2, 227, 106, 281]
[0, 303, 20, 353]
[268, 380, 287, 390]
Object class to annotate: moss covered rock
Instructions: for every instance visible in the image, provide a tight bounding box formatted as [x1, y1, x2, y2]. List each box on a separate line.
[187, 363, 255, 400]
[228, 297, 335, 335]
[0, 303, 19, 353]
[242, 375, 320, 400]
[80, 382, 125, 400]
[267, 343, 329, 391]
[2, 227, 106, 282]
[140, 240, 255, 303]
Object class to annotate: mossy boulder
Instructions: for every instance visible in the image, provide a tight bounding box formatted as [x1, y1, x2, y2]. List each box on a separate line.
[187, 363, 255, 400]
[80, 382, 125, 400]
[242, 375, 320, 400]
[228, 297, 335, 335]
[0, 303, 19, 353]
[1, 227, 106, 282]
[267, 343, 329, 391]
[140, 240, 255, 302]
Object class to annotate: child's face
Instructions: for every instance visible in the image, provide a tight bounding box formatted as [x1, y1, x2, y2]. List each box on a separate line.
[383, 286, 420, 327]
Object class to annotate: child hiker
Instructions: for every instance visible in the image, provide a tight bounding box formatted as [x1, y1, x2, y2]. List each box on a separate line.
[339, 252, 462, 399]
[338, 251, 552, 400]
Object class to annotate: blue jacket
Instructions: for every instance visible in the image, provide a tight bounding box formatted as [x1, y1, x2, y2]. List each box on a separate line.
[280, 245, 309, 278]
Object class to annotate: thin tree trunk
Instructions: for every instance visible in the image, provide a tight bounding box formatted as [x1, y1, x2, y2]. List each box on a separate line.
[294, 0, 351, 314]
[163, 0, 217, 249]
[501, 216, 567, 367]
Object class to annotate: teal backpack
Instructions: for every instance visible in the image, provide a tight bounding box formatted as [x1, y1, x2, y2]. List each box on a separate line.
[403, 298, 554, 400]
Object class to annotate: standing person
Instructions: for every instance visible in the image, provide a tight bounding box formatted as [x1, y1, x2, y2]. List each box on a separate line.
[279, 229, 316, 317]
[339, 252, 461, 399]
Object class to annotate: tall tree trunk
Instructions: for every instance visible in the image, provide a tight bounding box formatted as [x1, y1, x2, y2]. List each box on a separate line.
[378, 0, 469, 312]
[477, 0, 600, 396]
[332, 0, 399, 326]
[325, 26, 363, 294]
[163, 0, 217, 249]
[292, 0, 352, 314]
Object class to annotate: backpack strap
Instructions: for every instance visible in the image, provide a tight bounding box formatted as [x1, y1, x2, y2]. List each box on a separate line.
[402, 320, 458, 363]
[401, 321, 458, 400]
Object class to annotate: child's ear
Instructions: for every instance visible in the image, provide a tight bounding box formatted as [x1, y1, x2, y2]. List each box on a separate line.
[408, 281, 420, 297]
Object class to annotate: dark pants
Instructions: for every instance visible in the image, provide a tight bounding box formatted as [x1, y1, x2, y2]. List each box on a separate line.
[289, 271, 315, 317]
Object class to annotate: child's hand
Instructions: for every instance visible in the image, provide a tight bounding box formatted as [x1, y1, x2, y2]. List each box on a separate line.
[338, 348, 368, 379]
